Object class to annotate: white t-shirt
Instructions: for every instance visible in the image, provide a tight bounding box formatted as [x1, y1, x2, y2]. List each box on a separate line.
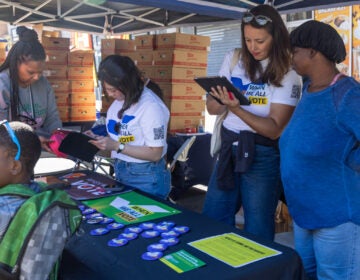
[219, 49, 302, 133]
[106, 87, 169, 163]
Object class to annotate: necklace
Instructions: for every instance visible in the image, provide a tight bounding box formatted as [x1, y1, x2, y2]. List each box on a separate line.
[308, 72, 344, 92]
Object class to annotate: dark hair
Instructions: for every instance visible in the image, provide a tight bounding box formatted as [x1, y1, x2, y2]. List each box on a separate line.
[145, 79, 164, 101]
[0, 121, 41, 175]
[0, 26, 46, 121]
[290, 20, 346, 64]
[98, 55, 144, 119]
[241, 4, 291, 87]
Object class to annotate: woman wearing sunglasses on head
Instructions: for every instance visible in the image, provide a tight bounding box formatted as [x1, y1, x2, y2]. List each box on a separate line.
[88, 55, 171, 199]
[0, 26, 61, 152]
[203, 4, 302, 241]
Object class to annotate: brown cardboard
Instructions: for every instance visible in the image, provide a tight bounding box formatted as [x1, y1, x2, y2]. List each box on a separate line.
[70, 106, 96, 121]
[166, 99, 205, 115]
[153, 67, 207, 83]
[153, 50, 208, 68]
[135, 35, 155, 50]
[158, 83, 205, 99]
[70, 92, 96, 107]
[168, 116, 205, 133]
[44, 65, 67, 80]
[138, 66, 154, 80]
[57, 105, 70, 122]
[42, 36, 70, 51]
[0, 42, 7, 61]
[50, 81, 70, 93]
[70, 80, 94, 92]
[133, 51, 153, 66]
[68, 50, 94, 66]
[68, 66, 94, 80]
[156, 33, 210, 51]
[46, 51, 69, 65]
[101, 39, 136, 52]
[54, 93, 70, 106]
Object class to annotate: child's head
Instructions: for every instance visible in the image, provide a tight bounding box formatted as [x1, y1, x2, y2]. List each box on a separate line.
[0, 121, 41, 185]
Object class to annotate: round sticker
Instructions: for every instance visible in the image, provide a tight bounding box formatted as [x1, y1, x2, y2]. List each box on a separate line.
[107, 238, 128, 247]
[141, 230, 161, 238]
[173, 226, 190, 234]
[78, 204, 86, 211]
[100, 217, 115, 224]
[86, 217, 104, 224]
[154, 225, 171, 232]
[139, 222, 156, 230]
[158, 221, 175, 228]
[161, 230, 179, 238]
[141, 251, 163, 261]
[119, 232, 138, 240]
[107, 223, 125, 230]
[86, 212, 103, 220]
[125, 227, 143, 234]
[82, 208, 96, 215]
[147, 243, 168, 252]
[159, 237, 179, 246]
[90, 227, 110, 236]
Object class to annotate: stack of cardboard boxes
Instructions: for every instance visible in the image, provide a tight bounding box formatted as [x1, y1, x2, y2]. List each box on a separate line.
[133, 33, 210, 133]
[43, 36, 96, 123]
[0, 42, 7, 65]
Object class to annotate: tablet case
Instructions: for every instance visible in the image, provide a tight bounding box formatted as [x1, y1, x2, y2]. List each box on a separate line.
[59, 132, 99, 162]
[194, 76, 250, 105]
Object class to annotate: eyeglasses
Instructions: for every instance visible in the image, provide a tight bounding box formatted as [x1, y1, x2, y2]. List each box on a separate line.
[0, 120, 21, 161]
[18, 114, 37, 126]
[242, 12, 272, 26]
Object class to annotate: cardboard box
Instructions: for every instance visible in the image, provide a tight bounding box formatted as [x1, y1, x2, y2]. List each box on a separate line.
[57, 105, 70, 122]
[70, 92, 96, 107]
[135, 35, 155, 50]
[42, 37, 70, 51]
[166, 99, 206, 115]
[156, 33, 210, 51]
[70, 80, 94, 92]
[101, 39, 136, 52]
[133, 51, 153, 66]
[153, 50, 208, 68]
[139, 66, 154, 80]
[0, 42, 7, 61]
[153, 67, 207, 83]
[54, 93, 70, 106]
[68, 66, 94, 80]
[158, 83, 205, 99]
[46, 51, 68, 65]
[168, 116, 205, 133]
[50, 81, 70, 93]
[44, 65, 67, 80]
[70, 106, 96, 122]
[68, 50, 94, 66]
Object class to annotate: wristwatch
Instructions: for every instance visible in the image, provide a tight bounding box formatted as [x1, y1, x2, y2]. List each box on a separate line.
[117, 143, 125, 153]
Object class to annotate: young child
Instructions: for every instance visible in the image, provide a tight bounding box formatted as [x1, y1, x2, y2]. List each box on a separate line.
[0, 120, 80, 279]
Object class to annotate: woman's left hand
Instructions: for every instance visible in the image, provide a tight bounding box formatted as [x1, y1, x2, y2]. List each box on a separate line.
[210, 86, 240, 108]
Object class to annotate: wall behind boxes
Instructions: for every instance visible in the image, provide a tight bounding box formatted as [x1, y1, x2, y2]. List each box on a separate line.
[42, 36, 97, 123]
[130, 33, 210, 133]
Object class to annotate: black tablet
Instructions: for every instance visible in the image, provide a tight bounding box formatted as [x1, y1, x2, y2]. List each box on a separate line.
[59, 132, 99, 162]
[194, 76, 250, 105]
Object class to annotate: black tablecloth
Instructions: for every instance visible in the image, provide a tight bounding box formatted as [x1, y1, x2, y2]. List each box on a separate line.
[59, 191, 305, 280]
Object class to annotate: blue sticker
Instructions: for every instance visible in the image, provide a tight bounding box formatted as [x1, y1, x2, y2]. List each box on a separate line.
[125, 227, 143, 234]
[86, 217, 104, 224]
[139, 222, 156, 230]
[119, 232, 138, 240]
[108, 238, 128, 247]
[159, 237, 179, 246]
[141, 251, 163, 261]
[154, 225, 171, 232]
[107, 223, 125, 230]
[147, 243, 168, 252]
[141, 230, 161, 238]
[161, 230, 179, 238]
[100, 217, 115, 224]
[86, 212, 103, 220]
[158, 221, 175, 228]
[90, 228, 110, 236]
[173, 226, 190, 234]
[78, 205, 86, 211]
[82, 208, 96, 215]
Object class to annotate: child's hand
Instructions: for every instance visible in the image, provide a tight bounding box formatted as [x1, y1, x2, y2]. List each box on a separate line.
[39, 136, 54, 153]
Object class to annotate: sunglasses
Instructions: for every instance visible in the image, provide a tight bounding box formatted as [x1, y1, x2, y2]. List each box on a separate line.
[0, 120, 21, 161]
[242, 12, 272, 26]
[18, 114, 37, 126]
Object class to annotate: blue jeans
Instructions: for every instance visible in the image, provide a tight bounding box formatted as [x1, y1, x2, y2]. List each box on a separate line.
[202, 145, 281, 241]
[294, 222, 360, 280]
[114, 158, 171, 200]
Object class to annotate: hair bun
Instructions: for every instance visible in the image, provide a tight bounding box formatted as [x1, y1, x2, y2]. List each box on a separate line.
[16, 26, 38, 42]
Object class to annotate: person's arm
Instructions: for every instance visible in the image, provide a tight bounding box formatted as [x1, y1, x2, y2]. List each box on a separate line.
[206, 94, 227, 115]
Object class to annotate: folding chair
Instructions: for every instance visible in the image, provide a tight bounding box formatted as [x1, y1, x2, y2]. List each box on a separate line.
[167, 135, 196, 171]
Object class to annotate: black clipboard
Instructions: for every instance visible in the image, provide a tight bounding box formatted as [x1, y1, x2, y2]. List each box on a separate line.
[59, 132, 99, 162]
[194, 76, 250, 105]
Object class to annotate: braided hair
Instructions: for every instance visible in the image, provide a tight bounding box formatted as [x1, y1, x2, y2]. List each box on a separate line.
[0, 121, 41, 175]
[0, 26, 46, 121]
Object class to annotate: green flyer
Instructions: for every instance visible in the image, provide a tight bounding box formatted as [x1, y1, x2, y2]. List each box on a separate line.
[189, 232, 282, 268]
[83, 191, 181, 224]
[160, 250, 206, 273]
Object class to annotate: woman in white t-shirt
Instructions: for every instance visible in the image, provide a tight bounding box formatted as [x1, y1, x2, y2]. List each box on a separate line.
[89, 55, 170, 199]
[202, 4, 302, 241]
